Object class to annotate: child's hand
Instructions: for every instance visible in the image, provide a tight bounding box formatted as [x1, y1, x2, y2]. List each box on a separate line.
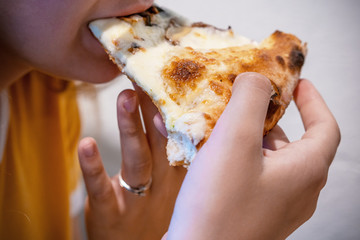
[78, 86, 186, 240]
[165, 73, 341, 239]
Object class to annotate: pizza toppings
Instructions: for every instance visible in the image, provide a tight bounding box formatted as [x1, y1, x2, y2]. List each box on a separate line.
[166, 59, 205, 83]
[127, 42, 145, 54]
[89, 5, 307, 166]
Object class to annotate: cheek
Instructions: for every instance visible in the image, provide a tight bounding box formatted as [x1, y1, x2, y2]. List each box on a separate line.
[2, 0, 151, 83]
[52, 25, 121, 83]
[0, 0, 118, 82]
[13, 9, 119, 82]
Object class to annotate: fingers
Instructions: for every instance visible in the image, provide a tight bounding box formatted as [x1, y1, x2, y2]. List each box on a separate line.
[133, 84, 165, 139]
[153, 112, 168, 137]
[210, 72, 272, 155]
[117, 89, 152, 188]
[263, 125, 290, 150]
[133, 84, 167, 157]
[294, 79, 341, 163]
[78, 137, 118, 215]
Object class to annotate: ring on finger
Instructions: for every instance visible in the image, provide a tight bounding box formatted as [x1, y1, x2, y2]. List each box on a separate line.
[118, 173, 152, 197]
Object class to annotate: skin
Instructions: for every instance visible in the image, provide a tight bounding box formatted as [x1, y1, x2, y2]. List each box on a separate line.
[0, 0, 154, 88]
[164, 73, 341, 239]
[1, 0, 187, 239]
[78, 87, 187, 239]
[0, 0, 340, 239]
[78, 73, 340, 240]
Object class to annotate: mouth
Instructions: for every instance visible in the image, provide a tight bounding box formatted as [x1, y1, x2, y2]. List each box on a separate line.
[84, 1, 155, 60]
[82, 24, 108, 59]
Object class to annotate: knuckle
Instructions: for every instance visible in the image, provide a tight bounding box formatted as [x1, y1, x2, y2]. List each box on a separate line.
[86, 164, 103, 178]
[125, 158, 152, 174]
[90, 185, 113, 202]
[303, 198, 318, 222]
[318, 165, 329, 188]
[301, 141, 331, 190]
[121, 124, 141, 138]
[333, 120, 341, 146]
[123, 159, 152, 186]
[309, 161, 329, 191]
[314, 170, 328, 190]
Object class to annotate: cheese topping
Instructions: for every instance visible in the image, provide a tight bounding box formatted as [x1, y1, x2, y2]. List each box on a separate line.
[89, 6, 256, 165]
[89, 6, 306, 166]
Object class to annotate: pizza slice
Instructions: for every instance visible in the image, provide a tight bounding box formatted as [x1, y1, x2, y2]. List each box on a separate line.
[89, 6, 307, 167]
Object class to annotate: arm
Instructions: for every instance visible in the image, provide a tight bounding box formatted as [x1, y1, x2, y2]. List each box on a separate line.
[165, 73, 340, 239]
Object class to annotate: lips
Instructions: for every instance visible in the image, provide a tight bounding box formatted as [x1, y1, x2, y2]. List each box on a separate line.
[84, 1, 154, 58]
[81, 24, 107, 60]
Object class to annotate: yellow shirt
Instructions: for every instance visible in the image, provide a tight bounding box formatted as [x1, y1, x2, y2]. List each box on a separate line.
[0, 71, 82, 239]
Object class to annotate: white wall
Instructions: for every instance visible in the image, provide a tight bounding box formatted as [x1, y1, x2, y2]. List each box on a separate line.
[79, 0, 360, 239]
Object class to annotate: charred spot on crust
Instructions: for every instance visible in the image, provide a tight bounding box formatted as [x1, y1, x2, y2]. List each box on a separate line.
[273, 30, 283, 36]
[266, 99, 281, 122]
[259, 53, 271, 61]
[276, 55, 285, 66]
[288, 47, 305, 71]
[266, 80, 281, 121]
[162, 59, 205, 101]
[209, 80, 232, 102]
[169, 59, 205, 82]
[270, 80, 281, 99]
[227, 74, 237, 83]
[209, 81, 224, 95]
[203, 112, 216, 132]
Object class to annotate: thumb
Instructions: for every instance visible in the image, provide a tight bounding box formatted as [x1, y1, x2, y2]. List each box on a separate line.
[210, 72, 272, 153]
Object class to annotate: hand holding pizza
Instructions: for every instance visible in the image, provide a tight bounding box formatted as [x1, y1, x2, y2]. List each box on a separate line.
[77, 87, 186, 240]
[165, 73, 341, 239]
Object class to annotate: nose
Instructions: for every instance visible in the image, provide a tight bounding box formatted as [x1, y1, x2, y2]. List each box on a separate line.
[129, 0, 154, 14]
[93, 0, 155, 20]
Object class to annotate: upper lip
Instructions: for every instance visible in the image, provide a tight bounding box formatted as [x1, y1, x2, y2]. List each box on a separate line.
[89, 1, 154, 23]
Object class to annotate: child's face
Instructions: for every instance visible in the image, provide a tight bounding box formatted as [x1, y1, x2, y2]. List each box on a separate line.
[0, 0, 153, 83]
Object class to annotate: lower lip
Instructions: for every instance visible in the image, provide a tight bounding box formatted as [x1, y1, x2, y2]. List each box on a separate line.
[83, 26, 108, 57]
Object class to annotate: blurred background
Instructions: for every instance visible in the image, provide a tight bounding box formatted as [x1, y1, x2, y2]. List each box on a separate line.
[78, 0, 360, 239]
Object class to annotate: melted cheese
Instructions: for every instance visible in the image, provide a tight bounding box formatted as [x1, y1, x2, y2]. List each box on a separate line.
[89, 7, 257, 165]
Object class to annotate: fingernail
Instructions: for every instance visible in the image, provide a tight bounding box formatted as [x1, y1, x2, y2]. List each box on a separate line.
[123, 95, 137, 113]
[83, 142, 95, 158]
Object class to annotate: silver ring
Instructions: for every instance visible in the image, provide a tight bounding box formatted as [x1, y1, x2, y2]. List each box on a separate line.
[118, 173, 152, 197]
